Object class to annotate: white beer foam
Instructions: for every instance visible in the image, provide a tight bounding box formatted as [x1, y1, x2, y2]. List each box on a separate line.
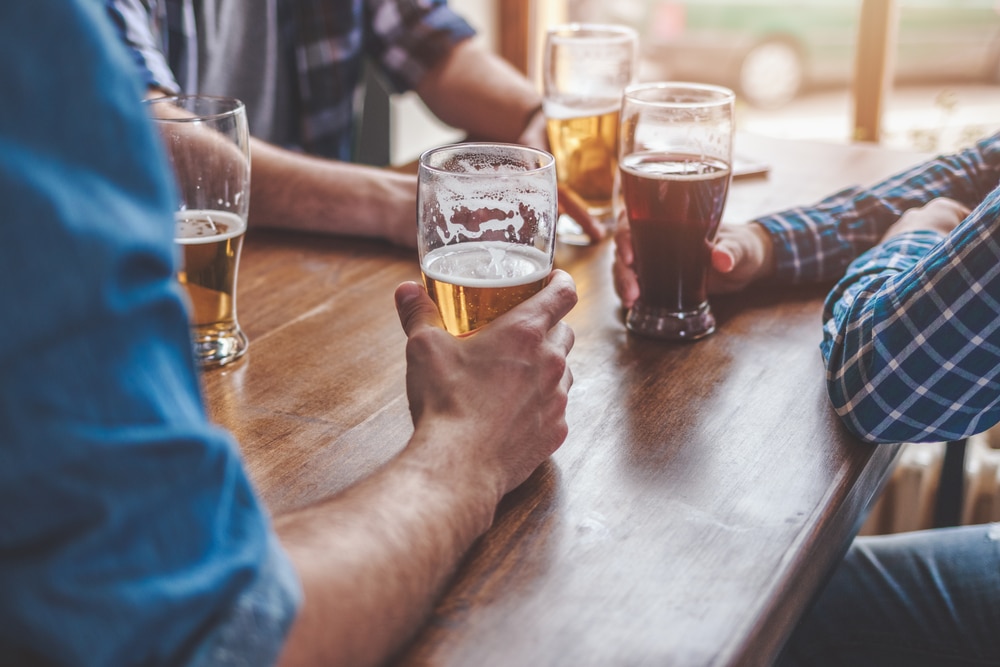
[175, 209, 246, 244]
[620, 153, 731, 180]
[543, 100, 620, 120]
[422, 241, 550, 287]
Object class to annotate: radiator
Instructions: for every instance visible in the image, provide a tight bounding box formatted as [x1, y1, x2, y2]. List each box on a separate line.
[858, 431, 1000, 536]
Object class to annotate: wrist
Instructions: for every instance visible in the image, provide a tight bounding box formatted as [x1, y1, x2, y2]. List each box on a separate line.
[749, 222, 776, 282]
[403, 420, 504, 535]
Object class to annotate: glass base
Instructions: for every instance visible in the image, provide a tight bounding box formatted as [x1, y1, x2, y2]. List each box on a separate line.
[626, 301, 716, 341]
[193, 325, 249, 368]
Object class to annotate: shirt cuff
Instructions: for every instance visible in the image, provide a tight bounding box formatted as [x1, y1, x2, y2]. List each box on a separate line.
[188, 533, 303, 667]
[843, 229, 945, 279]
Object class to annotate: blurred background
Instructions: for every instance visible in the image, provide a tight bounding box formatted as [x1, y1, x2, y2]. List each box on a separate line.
[385, 0, 1000, 163]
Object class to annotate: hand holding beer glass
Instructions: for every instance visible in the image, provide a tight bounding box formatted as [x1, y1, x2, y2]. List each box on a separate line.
[619, 83, 735, 341]
[417, 143, 558, 336]
[543, 23, 637, 245]
[146, 95, 251, 367]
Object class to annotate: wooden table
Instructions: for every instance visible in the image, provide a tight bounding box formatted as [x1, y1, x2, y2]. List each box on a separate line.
[204, 135, 926, 667]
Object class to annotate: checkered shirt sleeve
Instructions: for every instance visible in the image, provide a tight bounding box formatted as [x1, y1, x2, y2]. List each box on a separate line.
[755, 133, 1000, 284]
[817, 139, 1000, 443]
[293, 0, 474, 157]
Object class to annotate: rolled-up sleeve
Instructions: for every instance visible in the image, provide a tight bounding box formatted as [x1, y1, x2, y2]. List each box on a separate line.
[821, 190, 1000, 443]
[365, 0, 476, 92]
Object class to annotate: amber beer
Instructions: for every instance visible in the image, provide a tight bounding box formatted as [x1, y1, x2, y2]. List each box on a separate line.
[545, 103, 620, 219]
[420, 241, 551, 335]
[174, 209, 247, 352]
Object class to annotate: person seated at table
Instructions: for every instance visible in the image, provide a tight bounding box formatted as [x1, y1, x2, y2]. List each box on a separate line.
[0, 3, 577, 666]
[104, 0, 597, 246]
[615, 132, 1000, 666]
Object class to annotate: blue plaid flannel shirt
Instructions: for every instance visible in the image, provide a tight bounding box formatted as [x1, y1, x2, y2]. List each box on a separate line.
[107, 0, 475, 160]
[755, 132, 1000, 443]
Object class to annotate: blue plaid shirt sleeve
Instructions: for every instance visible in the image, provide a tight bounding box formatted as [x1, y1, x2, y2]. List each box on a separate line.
[819, 170, 1000, 444]
[755, 133, 1000, 284]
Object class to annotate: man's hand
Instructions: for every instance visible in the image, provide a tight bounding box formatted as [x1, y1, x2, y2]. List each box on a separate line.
[613, 214, 776, 309]
[394, 270, 577, 499]
[881, 197, 970, 242]
[707, 222, 776, 294]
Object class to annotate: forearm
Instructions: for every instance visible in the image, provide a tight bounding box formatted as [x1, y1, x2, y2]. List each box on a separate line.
[248, 138, 418, 246]
[756, 134, 1000, 284]
[415, 39, 541, 144]
[274, 425, 500, 667]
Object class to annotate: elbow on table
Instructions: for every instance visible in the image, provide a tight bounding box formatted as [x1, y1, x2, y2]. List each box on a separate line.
[824, 353, 915, 445]
[828, 398, 904, 444]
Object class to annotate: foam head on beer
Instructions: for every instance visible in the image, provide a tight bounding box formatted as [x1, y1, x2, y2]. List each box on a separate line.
[417, 144, 558, 336]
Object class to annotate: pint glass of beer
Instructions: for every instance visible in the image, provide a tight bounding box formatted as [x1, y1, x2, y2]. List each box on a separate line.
[417, 143, 558, 336]
[146, 95, 251, 367]
[543, 23, 637, 245]
[619, 83, 734, 341]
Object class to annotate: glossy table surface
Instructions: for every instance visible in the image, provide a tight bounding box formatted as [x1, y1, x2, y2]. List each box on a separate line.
[204, 135, 926, 667]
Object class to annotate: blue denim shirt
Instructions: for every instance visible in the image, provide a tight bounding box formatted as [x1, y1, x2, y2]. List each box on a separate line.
[0, 2, 301, 664]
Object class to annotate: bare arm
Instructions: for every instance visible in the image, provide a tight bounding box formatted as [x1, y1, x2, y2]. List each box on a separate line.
[248, 37, 547, 245]
[415, 38, 542, 145]
[247, 139, 419, 247]
[275, 271, 577, 667]
[146, 91, 420, 247]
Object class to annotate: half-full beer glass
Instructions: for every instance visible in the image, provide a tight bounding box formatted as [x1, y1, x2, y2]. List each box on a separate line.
[619, 83, 734, 341]
[146, 95, 251, 367]
[417, 143, 558, 336]
[543, 23, 637, 245]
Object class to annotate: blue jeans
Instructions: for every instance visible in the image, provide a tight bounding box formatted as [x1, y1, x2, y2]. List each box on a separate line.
[777, 523, 1000, 666]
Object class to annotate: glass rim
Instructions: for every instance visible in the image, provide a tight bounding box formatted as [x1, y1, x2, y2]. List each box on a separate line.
[623, 82, 735, 108]
[418, 142, 555, 178]
[546, 22, 638, 43]
[143, 94, 246, 122]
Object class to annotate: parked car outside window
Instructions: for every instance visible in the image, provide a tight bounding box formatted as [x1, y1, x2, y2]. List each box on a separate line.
[570, 0, 1000, 108]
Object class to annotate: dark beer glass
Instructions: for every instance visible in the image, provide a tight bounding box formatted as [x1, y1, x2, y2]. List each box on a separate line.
[619, 83, 734, 341]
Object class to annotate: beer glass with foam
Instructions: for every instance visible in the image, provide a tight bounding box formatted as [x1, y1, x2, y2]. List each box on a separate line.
[619, 82, 735, 341]
[543, 23, 637, 245]
[146, 95, 251, 367]
[417, 143, 558, 336]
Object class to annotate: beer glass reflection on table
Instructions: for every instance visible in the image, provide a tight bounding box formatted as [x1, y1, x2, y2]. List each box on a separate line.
[145, 95, 251, 367]
[619, 82, 735, 341]
[543, 23, 637, 245]
[417, 143, 558, 336]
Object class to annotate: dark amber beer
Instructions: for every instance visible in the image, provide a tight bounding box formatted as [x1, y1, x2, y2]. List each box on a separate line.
[421, 242, 550, 335]
[620, 153, 730, 313]
[618, 82, 734, 341]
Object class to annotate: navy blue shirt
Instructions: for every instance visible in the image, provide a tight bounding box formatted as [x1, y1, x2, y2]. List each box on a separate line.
[0, 2, 300, 664]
